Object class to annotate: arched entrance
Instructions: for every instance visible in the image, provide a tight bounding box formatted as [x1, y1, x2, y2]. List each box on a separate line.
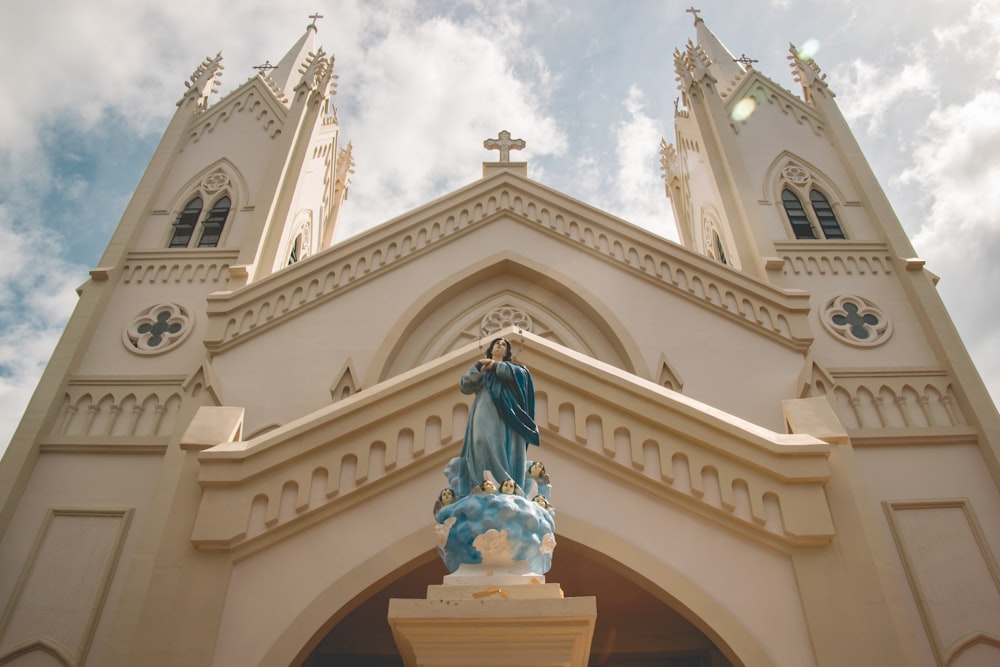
[296, 537, 739, 666]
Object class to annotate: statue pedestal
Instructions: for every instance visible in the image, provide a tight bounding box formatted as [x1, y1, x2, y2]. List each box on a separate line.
[388, 577, 596, 667]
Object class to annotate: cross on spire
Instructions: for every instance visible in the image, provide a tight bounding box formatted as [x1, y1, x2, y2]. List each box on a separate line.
[685, 6, 702, 23]
[734, 53, 758, 68]
[308, 12, 324, 29]
[253, 60, 276, 74]
[484, 130, 526, 163]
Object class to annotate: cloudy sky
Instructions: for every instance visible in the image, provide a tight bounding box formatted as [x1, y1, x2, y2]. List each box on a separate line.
[2, 0, 999, 451]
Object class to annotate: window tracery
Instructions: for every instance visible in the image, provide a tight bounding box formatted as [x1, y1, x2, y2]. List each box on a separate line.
[820, 294, 891, 347]
[166, 170, 234, 249]
[777, 163, 846, 240]
[124, 303, 194, 354]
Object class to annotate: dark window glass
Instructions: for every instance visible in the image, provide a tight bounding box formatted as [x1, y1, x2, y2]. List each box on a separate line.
[168, 197, 203, 248]
[810, 189, 845, 239]
[288, 236, 300, 265]
[714, 232, 727, 265]
[198, 196, 231, 248]
[782, 189, 815, 239]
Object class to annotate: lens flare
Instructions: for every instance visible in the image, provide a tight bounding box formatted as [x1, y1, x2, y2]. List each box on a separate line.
[730, 97, 757, 122]
[797, 39, 820, 60]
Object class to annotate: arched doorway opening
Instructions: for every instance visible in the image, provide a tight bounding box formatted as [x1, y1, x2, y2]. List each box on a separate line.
[298, 536, 738, 666]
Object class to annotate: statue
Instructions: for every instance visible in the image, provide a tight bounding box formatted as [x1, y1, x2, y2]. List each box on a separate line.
[433, 336, 556, 576]
[455, 337, 540, 496]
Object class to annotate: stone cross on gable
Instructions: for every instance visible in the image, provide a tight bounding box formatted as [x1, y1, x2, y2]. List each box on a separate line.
[484, 130, 526, 163]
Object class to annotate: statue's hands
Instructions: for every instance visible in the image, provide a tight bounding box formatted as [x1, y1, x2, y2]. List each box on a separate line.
[479, 358, 495, 370]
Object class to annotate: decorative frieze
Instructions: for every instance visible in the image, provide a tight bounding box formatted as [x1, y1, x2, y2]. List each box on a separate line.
[830, 369, 967, 433]
[51, 376, 187, 440]
[121, 249, 238, 284]
[774, 241, 893, 276]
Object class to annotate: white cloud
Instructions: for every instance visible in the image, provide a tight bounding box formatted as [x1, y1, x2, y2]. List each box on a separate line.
[334, 6, 567, 236]
[0, 204, 84, 451]
[902, 90, 1000, 405]
[609, 85, 675, 238]
[836, 57, 936, 133]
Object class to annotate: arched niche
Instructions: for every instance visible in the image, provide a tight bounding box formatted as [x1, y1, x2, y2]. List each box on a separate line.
[369, 255, 645, 385]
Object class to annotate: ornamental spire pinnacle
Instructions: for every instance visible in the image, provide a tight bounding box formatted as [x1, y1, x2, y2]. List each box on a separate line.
[264, 15, 322, 98]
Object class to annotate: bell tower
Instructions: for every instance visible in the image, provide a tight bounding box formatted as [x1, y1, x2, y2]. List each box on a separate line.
[0, 20, 355, 662]
[661, 11, 1000, 482]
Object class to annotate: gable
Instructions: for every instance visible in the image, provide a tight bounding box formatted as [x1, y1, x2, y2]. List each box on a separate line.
[186, 76, 290, 146]
[203, 170, 814, 359]
[191, 330, 833, 558]
[726, 71, 826, 139]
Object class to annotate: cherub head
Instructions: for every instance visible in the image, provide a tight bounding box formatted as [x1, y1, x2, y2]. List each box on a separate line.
[500, 478, 516, 494]
[528, 461, 546, 478]
[439, 488, 455, 506]
[480, 479, 497, 494]
[532, 495, 549, 509]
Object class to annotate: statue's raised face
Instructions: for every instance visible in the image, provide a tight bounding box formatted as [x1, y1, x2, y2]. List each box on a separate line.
[490, 338, 508, 361]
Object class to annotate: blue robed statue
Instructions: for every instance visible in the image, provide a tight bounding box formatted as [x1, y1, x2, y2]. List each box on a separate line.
[455, 336, 540, 497]
[434, 336, 554, 574]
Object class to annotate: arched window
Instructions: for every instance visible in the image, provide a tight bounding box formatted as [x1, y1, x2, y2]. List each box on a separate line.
[810, 189, 845, 239]
[782, 189, 815, 239]
[168, 197, 203, 248]
[197, 196, 231, 248]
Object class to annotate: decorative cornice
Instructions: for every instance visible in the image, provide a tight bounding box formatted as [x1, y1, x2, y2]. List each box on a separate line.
[202, 172, 814, 353]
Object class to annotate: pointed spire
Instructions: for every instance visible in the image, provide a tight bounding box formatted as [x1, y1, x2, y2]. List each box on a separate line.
[264, 16, 321, 98]
[687, 9, 746, 91]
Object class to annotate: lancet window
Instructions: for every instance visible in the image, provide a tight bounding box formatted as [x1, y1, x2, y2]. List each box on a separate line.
[167, 194, 231, 248]
[168, 197, 203, 248]
[781, 187, 845, 240]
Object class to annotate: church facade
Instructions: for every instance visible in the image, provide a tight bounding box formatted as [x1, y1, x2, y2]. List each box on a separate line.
[1, 12, 999, 667]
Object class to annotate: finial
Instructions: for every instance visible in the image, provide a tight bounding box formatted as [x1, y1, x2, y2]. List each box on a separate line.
[308, 12, 324, 30]
[733, 53, 758, 69]
[253, 60, 276, 74]
[483, 130, 526, 163]
[685, 6, 703, 24]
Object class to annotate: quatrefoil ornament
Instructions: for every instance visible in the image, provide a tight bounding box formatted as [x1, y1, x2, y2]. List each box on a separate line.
[124, 303, 194, 355]
[821, 294, 891, 347]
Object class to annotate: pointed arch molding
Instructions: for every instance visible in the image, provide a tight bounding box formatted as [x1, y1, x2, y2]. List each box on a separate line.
[258, 520, 775, 667]
[201, 172, 814, 355]
[762, 151, 852, 207]
[368, 252, 644, 384]
[190, 330, 833, 558]
[164, 157, 251, 215]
